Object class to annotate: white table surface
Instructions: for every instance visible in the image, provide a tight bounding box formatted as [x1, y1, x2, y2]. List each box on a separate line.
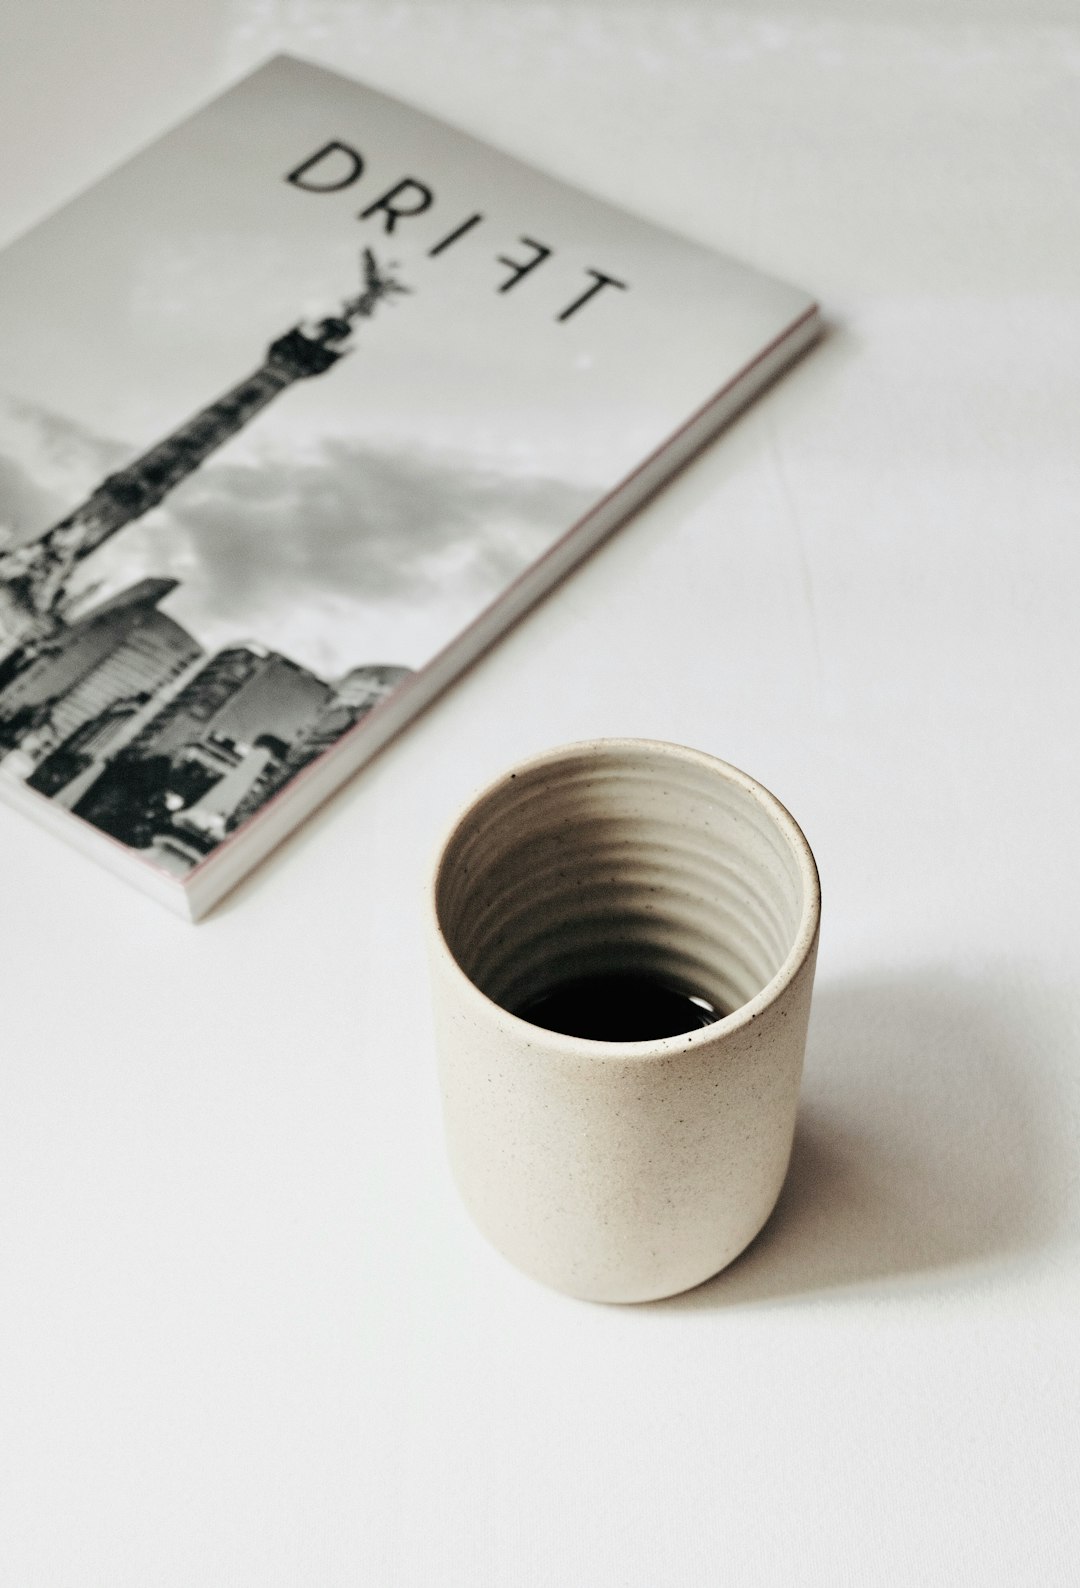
[1, 3, 1078, 1583]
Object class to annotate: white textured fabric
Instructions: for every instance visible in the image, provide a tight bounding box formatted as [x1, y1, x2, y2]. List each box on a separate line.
[0, 4, 1077, 1583]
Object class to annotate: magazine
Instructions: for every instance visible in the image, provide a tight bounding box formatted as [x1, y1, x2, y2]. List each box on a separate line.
[0, 55, 818, 917]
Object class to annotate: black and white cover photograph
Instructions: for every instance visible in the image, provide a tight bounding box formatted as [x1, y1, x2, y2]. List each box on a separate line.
[0, 54, 813, 911]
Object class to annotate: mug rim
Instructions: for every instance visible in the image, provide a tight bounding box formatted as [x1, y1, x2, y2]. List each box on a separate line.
[429, 737, 821, 1058]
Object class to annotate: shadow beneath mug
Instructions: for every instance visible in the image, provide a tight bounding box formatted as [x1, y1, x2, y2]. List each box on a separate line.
[661, 968, 1068, 1309]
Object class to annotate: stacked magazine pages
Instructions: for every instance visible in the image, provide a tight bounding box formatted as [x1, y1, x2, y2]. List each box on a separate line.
[0, 55, 818, 917]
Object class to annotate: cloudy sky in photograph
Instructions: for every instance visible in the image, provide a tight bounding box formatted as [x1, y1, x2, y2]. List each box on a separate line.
[0, 391, 592, 673]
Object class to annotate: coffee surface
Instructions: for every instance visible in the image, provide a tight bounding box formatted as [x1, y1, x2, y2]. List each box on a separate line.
[514, 972, 721, 1043]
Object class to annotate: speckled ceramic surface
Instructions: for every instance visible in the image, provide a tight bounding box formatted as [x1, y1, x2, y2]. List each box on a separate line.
[429, 740, 821, 1303]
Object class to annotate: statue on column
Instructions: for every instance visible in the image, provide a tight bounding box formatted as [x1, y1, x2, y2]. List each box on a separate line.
[0, 249, 408, 667]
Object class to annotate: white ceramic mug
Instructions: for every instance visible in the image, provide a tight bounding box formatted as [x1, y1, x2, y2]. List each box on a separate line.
[428, 739, 820, 1303]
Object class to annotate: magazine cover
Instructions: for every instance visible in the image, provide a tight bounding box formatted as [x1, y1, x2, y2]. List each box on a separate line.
[0, 55, 815, 906]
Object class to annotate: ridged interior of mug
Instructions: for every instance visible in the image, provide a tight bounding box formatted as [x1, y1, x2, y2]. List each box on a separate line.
[435, 744, 810, 1024]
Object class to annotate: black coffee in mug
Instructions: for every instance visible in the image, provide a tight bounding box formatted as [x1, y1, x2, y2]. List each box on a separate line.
[514, 972, 721, 1043]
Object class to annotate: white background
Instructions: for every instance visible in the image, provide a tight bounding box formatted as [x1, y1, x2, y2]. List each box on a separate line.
[1, 2, 1078, 1583]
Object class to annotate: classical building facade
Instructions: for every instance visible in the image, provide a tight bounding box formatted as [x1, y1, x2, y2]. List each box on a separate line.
[0, 579, 202, 764]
